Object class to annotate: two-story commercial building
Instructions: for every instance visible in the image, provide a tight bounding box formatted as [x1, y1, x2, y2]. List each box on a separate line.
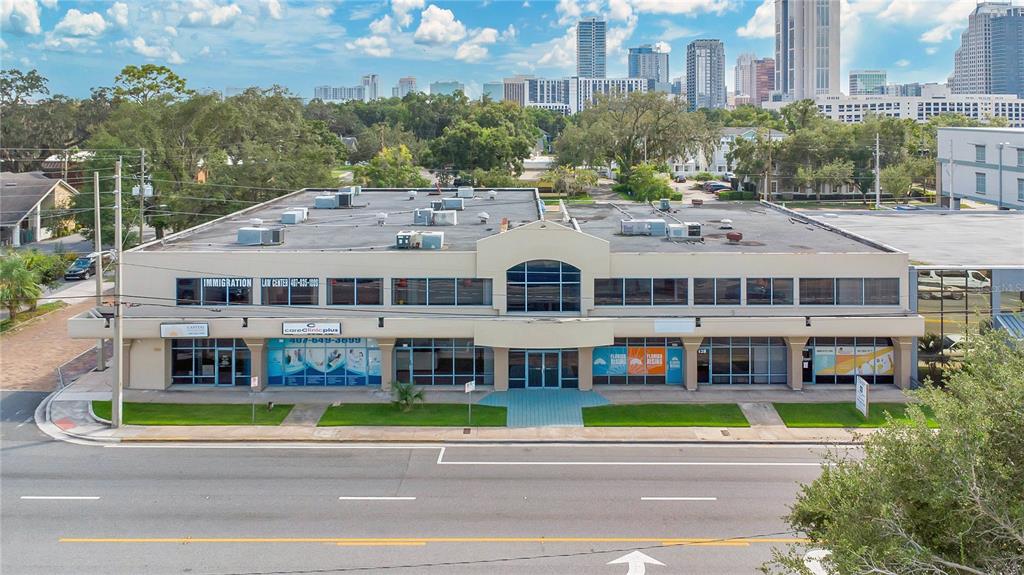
[936, 127, 1024, 210]
[68, 187, 923, 392]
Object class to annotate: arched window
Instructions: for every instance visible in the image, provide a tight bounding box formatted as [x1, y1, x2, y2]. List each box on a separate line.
[506, 260, 580, 312]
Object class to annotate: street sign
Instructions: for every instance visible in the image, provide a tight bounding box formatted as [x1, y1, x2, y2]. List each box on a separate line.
[250, 376, 259, 389]
[855, 376, 869, 418]
[608, 551, 664, 574]
[464, 380, 476, 393]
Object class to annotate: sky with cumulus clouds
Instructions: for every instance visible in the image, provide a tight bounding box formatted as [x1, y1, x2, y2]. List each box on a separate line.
[0, 0, 1009, 99]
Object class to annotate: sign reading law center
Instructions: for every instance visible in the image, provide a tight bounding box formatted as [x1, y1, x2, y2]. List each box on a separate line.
[282, 322, 342, 336]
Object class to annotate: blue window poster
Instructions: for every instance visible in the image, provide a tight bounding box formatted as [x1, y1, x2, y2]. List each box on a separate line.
[267, 338, 381, 386]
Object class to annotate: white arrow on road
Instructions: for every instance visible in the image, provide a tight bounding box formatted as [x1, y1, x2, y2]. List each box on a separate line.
[607, 551, 665, 575]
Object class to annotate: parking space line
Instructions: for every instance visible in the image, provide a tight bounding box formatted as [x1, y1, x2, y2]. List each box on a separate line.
[641, 497, 717, 501]
[338, 496, 416, 501]
[21, 496, 101, 501]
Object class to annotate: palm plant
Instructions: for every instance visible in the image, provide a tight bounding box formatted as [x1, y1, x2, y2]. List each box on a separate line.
[391, 381, 424, 413]
[0, 253, 43, 320]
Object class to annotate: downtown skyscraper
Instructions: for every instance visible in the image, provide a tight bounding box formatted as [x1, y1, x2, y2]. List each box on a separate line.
[577, 17, 607, 79]
[950, 2, 1023, 95]
[686, 39, 726, 111]
[774, 0, 840, 100]
[628, 44, 669, 84]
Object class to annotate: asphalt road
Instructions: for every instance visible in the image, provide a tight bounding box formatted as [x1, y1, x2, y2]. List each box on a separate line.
[1, 392, 832, 575]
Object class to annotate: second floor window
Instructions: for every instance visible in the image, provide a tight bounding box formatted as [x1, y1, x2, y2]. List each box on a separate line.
[328, 278, 382, 306]
[507, 260, 580, 312]
[176, 278, 252, 306]
[261, 278, 319, 305]
[392, 278, 492, 306]
[693, 278, 741, 305]
[595, 278, 688, 306]
[746, 278, 794, 305]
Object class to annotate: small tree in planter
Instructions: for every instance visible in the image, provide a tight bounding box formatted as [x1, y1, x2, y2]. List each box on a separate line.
[391, 381, 424, 413]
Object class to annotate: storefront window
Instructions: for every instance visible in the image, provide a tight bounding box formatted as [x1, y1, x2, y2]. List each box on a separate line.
[592, 338, 684, 385]
[802, 337, 894, 385]
[917, 268, 993, 361]
[261, 278, 319, 306]
[392, 278, 492, 305]
[394, 339, 493, 385]
[328, 278, 383, 306]
[507, 260, 580, 312]
[176, 278, 252, 306]
[697, 337, 787, 385]
[267, 338, 381, 386]
[171, 339, 251, 386]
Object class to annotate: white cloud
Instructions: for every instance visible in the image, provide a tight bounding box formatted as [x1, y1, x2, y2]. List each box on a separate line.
[165, 25, 178, 36]
[630, 0, 734, 15]
[1, 0, 43, 34]
[862, 0, 978, 45]
[608, 0, 632, 22]
[369, 14, 392, 34]
[345, 35, 391, 57]
[455, 26, 498, 62]
[894, 58, 910, 67]
[414, 4, 465, 45]
[185, 0, 242, 27]
[500, 23, 516, 41]
[522, 0, 530, 6]
[106, 2, 127, 27]
[659, 21, 695, 41]
[39, 0, 56, 8]
[555, 0, 580, 25]
[391, 0, 424, 28]
[653, 40, 670, 53]
[314, 5, 333, 18]
[43, 34, 96, 52]
[54, 8, 107, 36]
[737, 0, 772, 38]
[117, 36, 185, 64]
[925, 46, 938, 55]
[198, 45, 210, 55]
[263, 0, 283, 19]
[533, 25, 576, 70]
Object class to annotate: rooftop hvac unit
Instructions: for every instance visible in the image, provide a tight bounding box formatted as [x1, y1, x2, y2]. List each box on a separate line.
[408, 190, 418, 200]
[336, 191, 354, 207]
[414, 208, 435, 225]
[350, 185, 361, 196]
[376, 212, 388, 226]
[457, 186, 474, 199]
[667, 221, 702, 240]
[620, 219, 667, 236]
[430, 199, 444, 211]
[419, 231, 444, 250]
[488, 190, 498, 200]
[249, 218, 264, 227]
[478, 211, 490, 223]
[441, 197, 465, 211]
[314, 194, 338, 209]
[719, 218, 734, 230]
[395, 230, 419, 249]
[237, 227, 284, 246]
[432, 210, 458, 226]
[659, 198, 671, 211]
[280, 210, 305, 225]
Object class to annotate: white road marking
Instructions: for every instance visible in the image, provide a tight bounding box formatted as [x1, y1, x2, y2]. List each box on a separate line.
[435, 446, 820, 467]
[338, 496, 416, 501]
[20, 496, 100, 500]
[640, 497, 717, 501]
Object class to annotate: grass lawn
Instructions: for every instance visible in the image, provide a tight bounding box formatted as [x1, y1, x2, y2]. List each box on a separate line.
[318, 403, 506, 427]
[582, 403, 750, 427]
[773, 402, 938, 428]
[0, 301, 67, 334]
[92, 401, 293, 426]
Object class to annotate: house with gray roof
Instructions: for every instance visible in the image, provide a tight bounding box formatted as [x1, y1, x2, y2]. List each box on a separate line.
[0, 171, 78, 247]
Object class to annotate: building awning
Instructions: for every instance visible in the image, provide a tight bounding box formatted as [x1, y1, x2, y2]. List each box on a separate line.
[994, 313, 1024, 340]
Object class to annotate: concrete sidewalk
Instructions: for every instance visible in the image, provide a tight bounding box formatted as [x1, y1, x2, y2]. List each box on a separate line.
[38, 371, 886, 445]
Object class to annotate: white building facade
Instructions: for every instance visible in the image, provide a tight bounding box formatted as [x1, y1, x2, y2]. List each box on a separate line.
[671, 127, 786, 177]
[935, 127, 1024, 210]
[765, 92, 1024, 127]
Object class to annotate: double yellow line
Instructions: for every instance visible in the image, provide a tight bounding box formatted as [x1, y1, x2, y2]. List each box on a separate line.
[60, 536, 809, 548]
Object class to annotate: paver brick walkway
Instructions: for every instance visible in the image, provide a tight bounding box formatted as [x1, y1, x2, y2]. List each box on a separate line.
[0, 301, 99, 391]
[480, 389, 609, 427]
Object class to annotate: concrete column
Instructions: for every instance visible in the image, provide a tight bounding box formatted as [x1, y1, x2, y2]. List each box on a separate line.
[121, 339, 133, 388]
[377, 338, 396, 392]
[243, 339, 267, 391]
[578, 347, 594, 391]
[785, 337, 809, 391]
[493, 347, 509, 391]
[682, 337, 703, 391]
[892, 336, 913, 390]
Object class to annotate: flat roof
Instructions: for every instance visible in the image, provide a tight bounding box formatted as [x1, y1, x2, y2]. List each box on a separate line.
[142, 188, 542, 252]
[569, 201, 889, 254]
[804, 210, 1024, 266]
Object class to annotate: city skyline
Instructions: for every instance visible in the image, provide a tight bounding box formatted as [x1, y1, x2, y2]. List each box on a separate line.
[1, 0, 1017, 99]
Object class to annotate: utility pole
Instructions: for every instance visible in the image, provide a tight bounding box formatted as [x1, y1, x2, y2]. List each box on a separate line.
[93, 171, 106, 372]
[139, 148, 146, 242]
[874, 132, 881, 209]
[112, 158, 124, 428]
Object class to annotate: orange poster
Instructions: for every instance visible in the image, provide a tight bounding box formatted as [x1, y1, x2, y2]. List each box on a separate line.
[627, 347, 666, 375]
[627, 347, 647, 375]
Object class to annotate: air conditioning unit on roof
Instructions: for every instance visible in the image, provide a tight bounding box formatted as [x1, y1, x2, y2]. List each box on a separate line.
[432, 210, 458, 226]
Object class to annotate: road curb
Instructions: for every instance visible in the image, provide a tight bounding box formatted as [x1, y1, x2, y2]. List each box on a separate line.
[114, 436, 863, 446]
[34, 385, 120, 445]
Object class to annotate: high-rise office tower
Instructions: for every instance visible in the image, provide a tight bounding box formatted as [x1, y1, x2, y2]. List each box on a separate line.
[775, 0, 840, 99]
[392, 77, 417, 98]
[361, 74, 379, 101]
[628, 44, 670, 83]
[752, 58, 775, 105]
[849, 70, 887, 95]
[735, 53, 756, 97]
[686, 39, 726, 111]
[577, 18, 607, 79]
[951, 2, 1016, 94]
[991, 7, 1024, 98]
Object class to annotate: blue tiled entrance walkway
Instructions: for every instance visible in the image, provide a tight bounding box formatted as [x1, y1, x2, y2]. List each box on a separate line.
[479, 389, 609, 427]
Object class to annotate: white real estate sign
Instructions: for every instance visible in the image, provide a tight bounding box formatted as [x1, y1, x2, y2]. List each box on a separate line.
[855, 376, 870, 418]
[281, 322, 341, 336]
[159, 323, 209, 338]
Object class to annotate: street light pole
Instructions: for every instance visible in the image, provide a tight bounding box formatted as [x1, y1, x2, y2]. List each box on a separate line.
[112, 158, 124, 428]
[998, 142, 1008, 210]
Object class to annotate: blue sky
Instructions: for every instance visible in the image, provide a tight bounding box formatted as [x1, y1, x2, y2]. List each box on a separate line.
[0, 0, 1006, 99]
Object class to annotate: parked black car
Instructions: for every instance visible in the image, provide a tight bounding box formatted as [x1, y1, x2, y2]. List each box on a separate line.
[64, 252, 112, 281]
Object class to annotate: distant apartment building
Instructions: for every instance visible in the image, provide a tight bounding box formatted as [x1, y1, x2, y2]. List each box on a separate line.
[735, 56, 775, 106]
[628, 44, 670, 84]
[503, 75, 533, 106]
[686, 39, 726, 111]
[391, 77, 417, 98]
[577, 17, 607, 79]
[522, 77, 653, 115]
[765, 91, 1024, 128]
[992, 8, 1024, 98]
[361, 74, 379, 101]
[483, 82, 504, 101]
[775, 0, 841, 99]
[313, 85, 364, 102]
[849, 70, 887, 95]
[429, 81, 465, 96]
[735, 53, 756, 99]
[952, 2, 1018, 94]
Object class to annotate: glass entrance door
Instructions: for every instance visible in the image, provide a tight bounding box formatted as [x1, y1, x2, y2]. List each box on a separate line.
[216, 350, 234, 386]
[510, 350, 578, 388]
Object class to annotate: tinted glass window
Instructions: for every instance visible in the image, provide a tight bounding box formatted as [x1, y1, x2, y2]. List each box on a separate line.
[393, 278, 428, 305]
[328, 279, 356, 305]
[716, 278, 741, 305]
[507, 260, 580, 312]
[652, 279, 687, 305]
[746, 278, 771, 305]
[800, 278, 835, 305]
[428, 278, 457, 305]
[836, 278, 864, 305]
[693, 278, 715, 305]
[623, 278, 652, 305]
[772, 278, 794, 305]
[864, 278, 899, 305]
[176, 278, 200, 305]
[595, 279, 623, 305]
[456, 279, 491, 305]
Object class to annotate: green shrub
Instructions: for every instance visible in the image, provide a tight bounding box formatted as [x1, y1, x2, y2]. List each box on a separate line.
[693, 171, 715, 182]
[20, 249, 73, 288]
[391, 381, 425, 413]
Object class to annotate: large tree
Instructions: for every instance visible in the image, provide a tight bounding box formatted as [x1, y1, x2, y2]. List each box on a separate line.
[0, 253, 43, 320]
[767, 329, 1024, 575]
[113, 64, 193, 103]
[354, 145, 428, 187]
